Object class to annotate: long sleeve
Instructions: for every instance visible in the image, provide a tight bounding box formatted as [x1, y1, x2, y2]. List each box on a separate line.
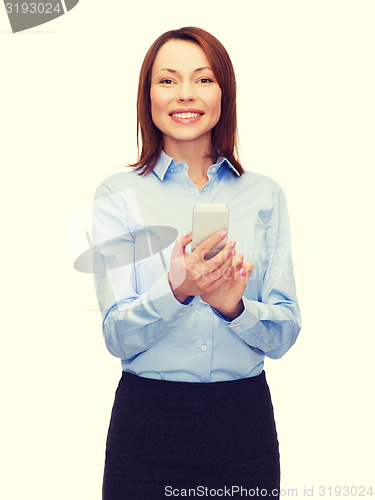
[90, 153, 301, 382]
[92, 183, 188, 361]
[213, 184, 301, 359]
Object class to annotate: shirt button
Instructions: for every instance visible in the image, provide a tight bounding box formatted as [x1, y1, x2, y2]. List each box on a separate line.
[201, 345, 207, 351]
[178, 312, 183, 316]
[203, 187, 207, 192]
[211, 167, 216, 173]
[230, 323, 236, 328]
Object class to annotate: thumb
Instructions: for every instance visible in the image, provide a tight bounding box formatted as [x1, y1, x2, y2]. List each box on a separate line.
[180, 231, 193, 252]
[171, 231, 192, 258]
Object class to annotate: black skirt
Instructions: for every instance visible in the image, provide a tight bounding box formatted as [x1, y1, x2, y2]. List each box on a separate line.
[102, 371, 280, 499]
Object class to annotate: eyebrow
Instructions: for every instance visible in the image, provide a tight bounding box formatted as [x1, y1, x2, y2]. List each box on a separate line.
[156, 66, 213, 75]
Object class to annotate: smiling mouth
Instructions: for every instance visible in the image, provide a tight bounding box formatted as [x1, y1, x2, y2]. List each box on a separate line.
[169, 112, 204, 119]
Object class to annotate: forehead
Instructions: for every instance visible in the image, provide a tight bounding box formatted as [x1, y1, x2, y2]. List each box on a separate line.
[152, 39, 211, 74]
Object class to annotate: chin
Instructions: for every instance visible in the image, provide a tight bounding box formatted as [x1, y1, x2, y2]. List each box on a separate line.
[166, 128, 208, 141]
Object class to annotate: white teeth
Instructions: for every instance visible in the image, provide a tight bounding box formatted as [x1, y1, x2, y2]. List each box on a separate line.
[171, 112, 202, 119]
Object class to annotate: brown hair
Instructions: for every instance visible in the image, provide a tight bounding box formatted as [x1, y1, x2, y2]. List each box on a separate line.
[128, 26, 243, 176]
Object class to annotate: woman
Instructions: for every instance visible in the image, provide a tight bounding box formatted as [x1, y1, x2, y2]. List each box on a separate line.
[92, 26, 301, 499]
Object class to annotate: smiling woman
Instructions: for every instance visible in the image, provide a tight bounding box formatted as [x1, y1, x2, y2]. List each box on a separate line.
[93, 26, 301, 499]
[129, 27, 243, 177]
[149, 40, 222, 167]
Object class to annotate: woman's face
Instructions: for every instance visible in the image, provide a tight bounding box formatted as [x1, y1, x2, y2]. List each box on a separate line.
[150, 39, 222, 149]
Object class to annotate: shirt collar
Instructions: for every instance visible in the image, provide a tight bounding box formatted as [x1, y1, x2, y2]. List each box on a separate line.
[152, 150, 241, 180]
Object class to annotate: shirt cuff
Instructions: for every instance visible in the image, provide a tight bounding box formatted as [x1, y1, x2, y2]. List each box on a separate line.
[148, 271, 193, 321]
[211, 297, 260, 332]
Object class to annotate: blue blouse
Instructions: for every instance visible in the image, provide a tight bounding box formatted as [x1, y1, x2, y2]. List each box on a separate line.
[92, 150, 301, 382]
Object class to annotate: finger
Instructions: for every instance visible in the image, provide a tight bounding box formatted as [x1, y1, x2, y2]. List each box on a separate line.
[237, 262, 254, 277]
[206, 257, 234, 292]
[181, 231, 193, 251]
[196, 253, 232, 297]
[232, 252, 244, 270]
[171, 231, 193, 259]
[209, 252, 233, 283]
[205, 239, 236, 270]
[194, 229, 228, 260]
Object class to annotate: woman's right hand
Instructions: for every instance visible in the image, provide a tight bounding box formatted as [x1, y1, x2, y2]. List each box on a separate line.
[168, 230, 235, 303]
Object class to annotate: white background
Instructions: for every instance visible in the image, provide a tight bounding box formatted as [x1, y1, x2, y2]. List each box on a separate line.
[1, 1, 374, 498]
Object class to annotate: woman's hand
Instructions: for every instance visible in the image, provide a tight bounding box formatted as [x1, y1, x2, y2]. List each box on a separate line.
[201, 251, 254, 320]
[168, 231, 254, 319]
[168, 230, 236, 303]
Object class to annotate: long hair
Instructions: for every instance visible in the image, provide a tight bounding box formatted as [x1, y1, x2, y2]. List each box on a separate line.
[128, 26, 243, 175]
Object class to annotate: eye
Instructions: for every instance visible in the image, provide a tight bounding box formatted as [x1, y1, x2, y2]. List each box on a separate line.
[198, 78, 213, 84]
[160, 79, 175, 85]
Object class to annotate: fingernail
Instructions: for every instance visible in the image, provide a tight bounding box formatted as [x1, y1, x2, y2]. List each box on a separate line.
[231, 248, 235, 256]
[219, 230, 227, 238]
[238, 267, 245, 275]
[231, 240, 236, 248]
[185, 231, 192, 238]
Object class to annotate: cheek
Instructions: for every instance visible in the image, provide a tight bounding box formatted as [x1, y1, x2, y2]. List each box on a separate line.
[150, 94, 161, 131]
[150, 88, 164, 117]
[210, 89, 222, 119]
[150, 90, 172, 130]
[151, 88, 170, 110]
[150, 89, 158, 116]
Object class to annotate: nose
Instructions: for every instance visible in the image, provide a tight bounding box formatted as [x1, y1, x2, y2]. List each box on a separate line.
[178, 94, 194, 102]
[177, 82, 195, 102]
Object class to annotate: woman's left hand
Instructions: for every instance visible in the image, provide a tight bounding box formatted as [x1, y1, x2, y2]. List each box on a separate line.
[200, 251, 254, 321]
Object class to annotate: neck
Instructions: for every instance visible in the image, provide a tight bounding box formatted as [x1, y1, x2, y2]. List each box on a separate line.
[163, 134, 215, 182]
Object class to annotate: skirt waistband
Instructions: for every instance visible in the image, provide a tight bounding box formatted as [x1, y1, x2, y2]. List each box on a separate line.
[119, 370, 269, 408]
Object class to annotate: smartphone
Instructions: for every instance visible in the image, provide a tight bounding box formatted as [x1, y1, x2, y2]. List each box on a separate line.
[192, 204, 229, 260]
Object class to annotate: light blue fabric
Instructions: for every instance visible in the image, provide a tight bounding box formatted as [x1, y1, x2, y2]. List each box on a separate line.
[92, 151, 301, 382]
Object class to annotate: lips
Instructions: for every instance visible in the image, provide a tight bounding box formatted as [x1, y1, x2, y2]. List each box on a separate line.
[168, 109, 205, 125]
[169, 108, 205, 119]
